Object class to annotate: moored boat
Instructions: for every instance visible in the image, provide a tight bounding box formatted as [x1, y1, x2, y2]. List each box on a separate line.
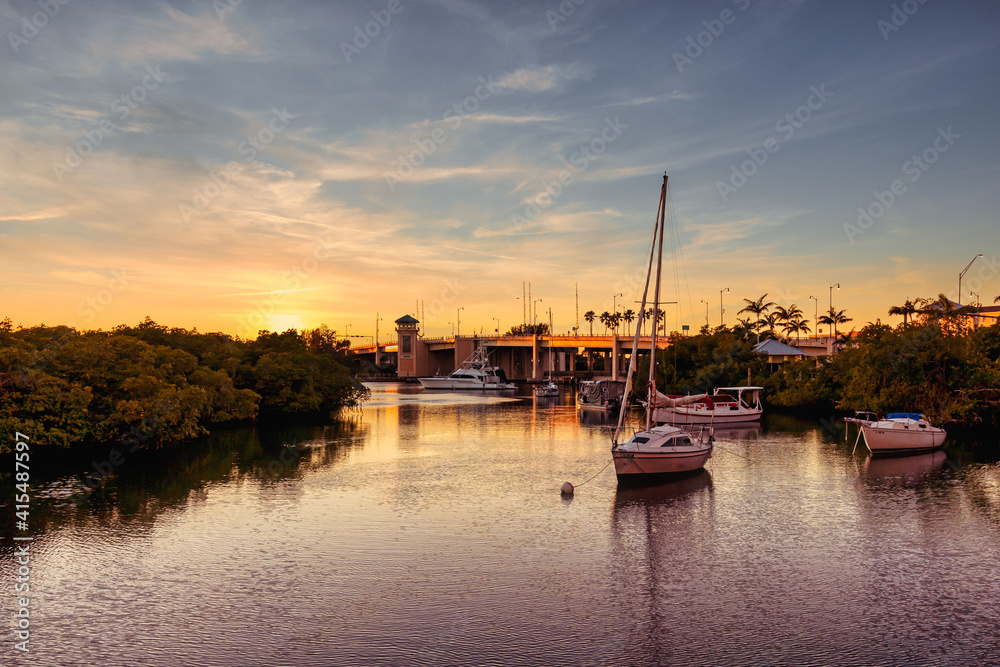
[859, 412, 947, 457]
[418, 345, 515, 390]
[577, 378, 625, 410]
[651, 386, 762, 424]
[611, 174, 713, 484]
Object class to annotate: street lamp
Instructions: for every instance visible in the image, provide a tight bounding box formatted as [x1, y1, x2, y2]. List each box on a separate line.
[808, 296, 818, 337]
[533, 299, 542, 329]
[829, 283, 840, 314]
[700, 299, 709, 328]
[457, 307, 464, 337]
[720, 287, 729, 326]
[493, 317, 500, 335]
[345, 323, 351, 337]
[959, 254, 983, 305]
[448, 321, 454, 337]
[612, 292, 623, 336]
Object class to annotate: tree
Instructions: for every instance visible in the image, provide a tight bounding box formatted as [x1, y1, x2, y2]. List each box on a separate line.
[918, 293, 976, 334]
[888, 299, 920, 326]
[774, 304, 804, 341]
[739, 294, 775, 343]
[584, 310, 596, 336]
[622, 309, 636, 336]
[818, 307, 853, 343]
[610, 312, 622, 336]
[786, 317, 811, 345]
[763, 312, 781, 339]
[733, 317, 754, 339]
[599, 311, 612, 335]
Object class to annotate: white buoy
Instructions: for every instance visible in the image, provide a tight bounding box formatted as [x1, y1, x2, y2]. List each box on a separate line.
[560, 481, 574, 495]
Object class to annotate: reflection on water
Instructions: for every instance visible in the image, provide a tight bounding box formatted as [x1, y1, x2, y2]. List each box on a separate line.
[863, 450, 948, 484]
[5, 383, 1000, 666]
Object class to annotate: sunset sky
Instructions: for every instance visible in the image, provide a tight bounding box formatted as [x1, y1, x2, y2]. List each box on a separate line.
[2, 0, 999, 341]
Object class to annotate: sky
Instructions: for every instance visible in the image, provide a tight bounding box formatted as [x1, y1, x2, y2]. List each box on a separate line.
[2, 0, 999, 342]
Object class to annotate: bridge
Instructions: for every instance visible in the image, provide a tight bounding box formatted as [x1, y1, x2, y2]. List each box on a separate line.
[352, 315, 845, 382]
[359, 320, 675, 382]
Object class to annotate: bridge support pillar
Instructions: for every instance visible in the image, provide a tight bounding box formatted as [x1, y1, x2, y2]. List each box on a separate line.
[532, 335, 540, 380]
[611, 336, 620, 379]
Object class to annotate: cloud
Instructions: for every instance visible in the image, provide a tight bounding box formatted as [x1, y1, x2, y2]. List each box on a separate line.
[496, 64, 585, 92]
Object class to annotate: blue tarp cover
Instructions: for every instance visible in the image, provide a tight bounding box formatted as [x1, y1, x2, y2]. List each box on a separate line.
[886, 412, 923, 420]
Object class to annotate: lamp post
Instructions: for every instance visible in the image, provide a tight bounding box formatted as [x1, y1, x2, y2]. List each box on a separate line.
[612, 292, 623, 335]
[533, 299, 542, 329]
[700, 299, 709, 328]
[720, 287, 729, 327]
[457, 307, 464, 337]
[959, 254, 983, 305]
[829, 283, 840, 314]
[969, 291, 980, 307]
[448, 321, 454, 337]
[808, 296, 817, 337]
[493, 317, 500, 335]
[345, 323, 351, 338]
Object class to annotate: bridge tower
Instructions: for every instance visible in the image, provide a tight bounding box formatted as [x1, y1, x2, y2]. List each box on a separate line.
[395, 314, 423, 378]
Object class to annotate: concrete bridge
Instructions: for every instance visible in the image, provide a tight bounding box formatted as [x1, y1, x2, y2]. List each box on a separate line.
[356, 314, 678, 381]
[351, 316, 847, 382]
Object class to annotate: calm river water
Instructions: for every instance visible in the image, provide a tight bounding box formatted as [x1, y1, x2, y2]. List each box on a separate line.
[5, 383, 1000, 666]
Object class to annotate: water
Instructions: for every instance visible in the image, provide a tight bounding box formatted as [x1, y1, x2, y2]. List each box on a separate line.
[5, 383, 1000, 666]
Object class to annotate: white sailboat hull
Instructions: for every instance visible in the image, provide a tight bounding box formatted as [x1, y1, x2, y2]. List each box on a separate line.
[612, 447, 713, 478]
[612, 426, 713, 482]
[418, 377, 514, 390]
[861, 423, 946, 455]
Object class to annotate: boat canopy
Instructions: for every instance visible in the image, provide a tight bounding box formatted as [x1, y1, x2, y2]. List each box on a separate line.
[886, 412, 924, 421]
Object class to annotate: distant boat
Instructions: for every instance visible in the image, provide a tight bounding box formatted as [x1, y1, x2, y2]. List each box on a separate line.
[418, 345, 515, 390]
[858, 412, 947, 457]
[535, 309, 559, 397]
[577, 379, 625, 411]
[534, 380, 559, 397]
[650, 386, 763, 424]
[611, 174, 713, 484]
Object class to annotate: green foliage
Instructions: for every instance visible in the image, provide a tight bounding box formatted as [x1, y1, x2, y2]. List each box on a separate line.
[505, 323, 549, 335]
[822, 318, 1000, 424]
[0, 318, 368, 452]
[621, 303, 999, 426]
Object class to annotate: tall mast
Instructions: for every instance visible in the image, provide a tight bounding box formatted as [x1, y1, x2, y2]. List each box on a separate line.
[646, 175, 667, 432]
[548, 307, 554, 376]
[613, 174, 665, 444]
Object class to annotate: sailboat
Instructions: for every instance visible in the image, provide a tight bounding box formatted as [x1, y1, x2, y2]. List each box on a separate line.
[535, 308, 559, 397]
[611, 174, 713, 484]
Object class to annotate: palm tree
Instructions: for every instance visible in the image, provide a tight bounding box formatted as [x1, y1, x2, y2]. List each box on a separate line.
[818, 307, 853, 341]
[920, 293, 976, 333]
[763, 312, 781, 340]
[599, 311, 612, 335]
[888, 299, 919, 326]
[739, 293, 775, 343]
[773, 304, 803, 341]
[622, 309, 635, 336]
[733, 317, 754, 339]
[786, 317, 811, 345]
[584, 310, 595, 336]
